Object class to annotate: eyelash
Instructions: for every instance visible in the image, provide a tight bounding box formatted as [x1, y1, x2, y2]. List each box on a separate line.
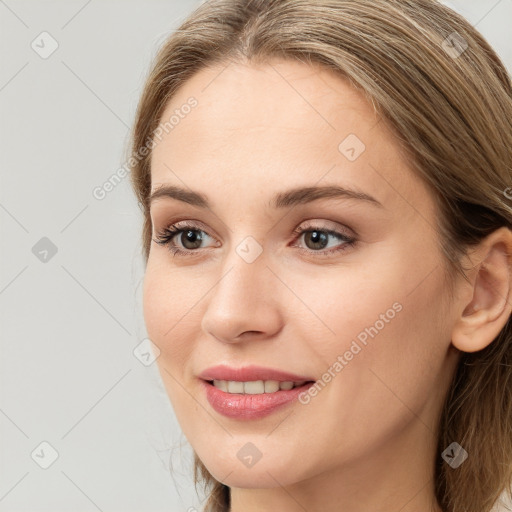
[153, 221, 357, 258]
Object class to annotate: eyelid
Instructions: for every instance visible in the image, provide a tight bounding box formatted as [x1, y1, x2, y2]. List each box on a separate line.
[297, 218, 356, 238]
[154, 217, 357, 260]
[155, 218, 218, 240]
[170, 219, 219, 246]
[165, 218, 212, 232]
[157, 218, 354, 243]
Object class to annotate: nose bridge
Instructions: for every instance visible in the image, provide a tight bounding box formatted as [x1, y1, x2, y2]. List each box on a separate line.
[201, 238, 283, 342]
[214, 229, 269, 296]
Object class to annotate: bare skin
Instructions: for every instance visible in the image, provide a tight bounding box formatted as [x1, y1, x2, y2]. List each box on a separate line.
[143, 58, 512, 512]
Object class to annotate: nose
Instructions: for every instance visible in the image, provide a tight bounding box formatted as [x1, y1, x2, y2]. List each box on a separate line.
[200, 249, 284, 344]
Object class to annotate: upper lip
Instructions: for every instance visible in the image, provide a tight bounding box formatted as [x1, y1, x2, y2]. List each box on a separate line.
[198, 364, 315, 383]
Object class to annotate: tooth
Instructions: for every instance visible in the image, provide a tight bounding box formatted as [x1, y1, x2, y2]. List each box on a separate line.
[213, 379, 227, 392]
[264, 380, 280, 393]
[228, 381, 244, 393]
[244, 381, 265, 394]
[213, 379, 305, 394]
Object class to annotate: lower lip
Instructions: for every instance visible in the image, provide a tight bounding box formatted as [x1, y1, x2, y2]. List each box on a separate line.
[201, 380, 315, 420]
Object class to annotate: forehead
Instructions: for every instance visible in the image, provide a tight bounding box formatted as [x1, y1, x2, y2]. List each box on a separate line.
[149, 58, 429, 216]
[152, 58, 378, 155]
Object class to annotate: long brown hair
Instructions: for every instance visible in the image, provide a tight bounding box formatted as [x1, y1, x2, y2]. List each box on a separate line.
[128, 1, 512, 511]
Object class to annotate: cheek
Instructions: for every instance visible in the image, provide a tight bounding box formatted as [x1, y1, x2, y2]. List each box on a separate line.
[298, 244, 450, 441]
[318, 256, 450, 441]
[142, 266, 202, 428]
[142, 266, 194, 368]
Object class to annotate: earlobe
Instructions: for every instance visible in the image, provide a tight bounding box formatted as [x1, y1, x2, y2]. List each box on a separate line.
[451, 227, 512, 353]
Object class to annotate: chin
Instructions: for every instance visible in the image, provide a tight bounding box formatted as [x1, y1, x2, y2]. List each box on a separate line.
[212, 467, 297, 489]
[197, 449, 309, 489]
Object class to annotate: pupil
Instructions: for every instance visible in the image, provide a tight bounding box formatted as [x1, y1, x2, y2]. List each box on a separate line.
[308, 230, 327, 249]
[183, 230, 202, 249]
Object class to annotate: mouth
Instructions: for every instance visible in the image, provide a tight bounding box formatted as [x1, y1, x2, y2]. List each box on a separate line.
[201, 379, 317, 420]
[198, 365, 317, 418]
[204, 379, 316, 394]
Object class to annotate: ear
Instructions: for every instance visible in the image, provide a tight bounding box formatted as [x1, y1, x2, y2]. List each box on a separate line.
[451, 226, 512, 353]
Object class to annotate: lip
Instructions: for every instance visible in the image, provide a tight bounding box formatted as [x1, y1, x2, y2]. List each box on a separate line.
[198, 364, 316, 420]
[201, 380, 315, 420]
[198, 364, 315, 383]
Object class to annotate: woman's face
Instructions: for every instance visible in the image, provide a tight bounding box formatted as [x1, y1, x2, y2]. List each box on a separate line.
[144, 58, 461, 491]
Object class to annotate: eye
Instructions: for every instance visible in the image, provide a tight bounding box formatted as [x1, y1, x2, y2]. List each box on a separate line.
[153, 221, 216, 257]
[291, 222, 357, 257]
[153, 220, 357, 258]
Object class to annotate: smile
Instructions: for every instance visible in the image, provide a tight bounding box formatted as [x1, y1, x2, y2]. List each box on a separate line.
[202, 379, 316, 420]
[210, 379, 309, 394]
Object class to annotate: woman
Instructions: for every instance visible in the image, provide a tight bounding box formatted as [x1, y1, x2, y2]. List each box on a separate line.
[128, 1, 512, 511]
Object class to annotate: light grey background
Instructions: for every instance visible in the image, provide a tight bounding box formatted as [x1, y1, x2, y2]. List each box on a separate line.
[0, 1, 511, 511]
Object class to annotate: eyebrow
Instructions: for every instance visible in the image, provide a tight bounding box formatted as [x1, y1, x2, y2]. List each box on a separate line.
[149, 184, 383, 209]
